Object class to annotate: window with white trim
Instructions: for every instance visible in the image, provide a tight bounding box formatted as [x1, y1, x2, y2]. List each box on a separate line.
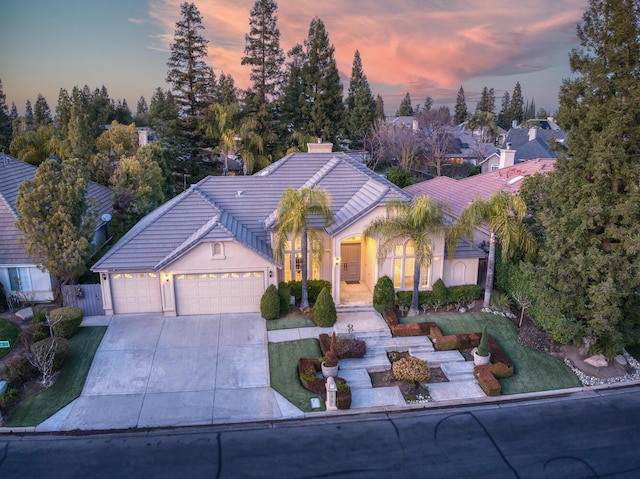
[393, 240, 428, 289]
[283, 237, 320, 282]
[8, 267, 32, 292]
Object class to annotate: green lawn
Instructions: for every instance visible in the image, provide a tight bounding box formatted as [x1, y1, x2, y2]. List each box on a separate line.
[4, 326, 106, 427]
[401, 313, 582, 394]
[268, 338, 325, 412]
[0, 317, 20, 359]
[266, 316, 316, 331]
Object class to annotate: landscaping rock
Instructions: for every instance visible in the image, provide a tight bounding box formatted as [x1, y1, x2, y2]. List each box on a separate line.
[585, 354, 608, 367]
[15, 307, 34, 321]
[614, 355, 627, 366]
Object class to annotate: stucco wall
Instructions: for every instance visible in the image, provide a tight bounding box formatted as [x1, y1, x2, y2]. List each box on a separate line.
[442, 258, 480, 286]
[0, 265, 54, 303]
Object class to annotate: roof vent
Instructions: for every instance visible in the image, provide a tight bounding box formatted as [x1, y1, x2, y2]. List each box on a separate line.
[236, 190, 244, 197]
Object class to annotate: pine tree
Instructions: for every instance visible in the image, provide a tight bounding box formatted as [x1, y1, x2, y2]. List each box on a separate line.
[24, 100, 34, 131]
[166, 2, 212, 119]
[509, 81, 524, 125]
[375, 94, 386, 120]
[396, 93, 414, 116]
[345, 50, 376, 148]
[241, 0, 284, 106]
[34, 94, 51, 128]
[423, 96, 433, 112]
[301, 17, 343, 144]
[526, 0, 640, 348]
[215, 72, 238, 106]
[454, 85, 468, 125]
[280, 44, 306, 134]
[0, 78, 12, 151]
[498, 91, 511, 127]
[475, 87, 495, 114]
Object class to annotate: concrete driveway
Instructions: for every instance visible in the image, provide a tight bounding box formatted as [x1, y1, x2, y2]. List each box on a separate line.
[37, 313, 302, 431]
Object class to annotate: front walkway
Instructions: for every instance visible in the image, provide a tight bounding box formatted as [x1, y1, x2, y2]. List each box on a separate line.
[268, 307, 486, 408]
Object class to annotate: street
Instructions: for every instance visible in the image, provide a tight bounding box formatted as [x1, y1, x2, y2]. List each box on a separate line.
[1, 386, 639, 478]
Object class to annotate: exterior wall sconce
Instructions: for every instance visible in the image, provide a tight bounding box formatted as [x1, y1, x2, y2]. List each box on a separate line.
[164, 273, 170, 282]
[102, 274, 107, 281]
[269, 270, 273, 278]
[333, 256, 341, 266]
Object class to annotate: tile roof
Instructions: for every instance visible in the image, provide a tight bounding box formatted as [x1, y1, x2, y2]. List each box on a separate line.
[93, 152, 412, 271]
[405, 159, 556, 218]
[0, 153, 113, 265]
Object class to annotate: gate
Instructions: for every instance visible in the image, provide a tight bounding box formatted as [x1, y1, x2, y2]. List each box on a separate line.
[61, 284, 105, 316]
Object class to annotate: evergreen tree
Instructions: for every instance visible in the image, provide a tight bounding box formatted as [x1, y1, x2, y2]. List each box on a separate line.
[16, 158, 96, 288]
[527, 0, 640, 348]
[215, 72, 238, 106]
[423, 96, 433, 112]
[345, 50, 376, 148]
[113, 99, 132, 125]
[498, 91, 511, 127]
[55, 88, 72, 144]
[396, 92, 414, 116]
[280, 44, 306, 133]
[166, 2, 212, 119]
[509, 81, 524, 125]
[9, 103, 18, 122]
[375, 94, 385, 120]
[148, 88, 180, 143]
[475, 87, 495, 113]
[135, 96, 149, 126]
[241, 0, 284, 106]
[24, 100, 34, 130]
[34, 94, 51, 128]
[454, 85, 468, 125]
[0, 78, 12, 151]
[301, 17, 344, 144]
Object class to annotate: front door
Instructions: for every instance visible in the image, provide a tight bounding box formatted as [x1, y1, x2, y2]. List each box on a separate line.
[341, 243, 361, 282]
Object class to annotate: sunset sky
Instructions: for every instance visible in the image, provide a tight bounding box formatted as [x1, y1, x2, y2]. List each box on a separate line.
[0, 0, 588, 117]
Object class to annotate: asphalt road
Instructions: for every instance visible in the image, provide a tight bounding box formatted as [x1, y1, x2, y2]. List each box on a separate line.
[1, 386, 639, 479]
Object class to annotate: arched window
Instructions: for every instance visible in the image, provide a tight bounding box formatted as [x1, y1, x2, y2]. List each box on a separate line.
[393, 240, 429, 289]
[211, 242, 225, 259]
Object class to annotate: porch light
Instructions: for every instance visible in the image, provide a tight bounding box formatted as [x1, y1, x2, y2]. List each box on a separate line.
[333, 256, 341, 266]
[164, 273, 170, 282]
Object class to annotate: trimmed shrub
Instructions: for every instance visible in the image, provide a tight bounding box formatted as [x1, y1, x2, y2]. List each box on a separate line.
[392, 356, 431, 382]
[336, 382, 352, 409]
[285, 279, 331, 304]
[278, 283, 291, 315]
[2, 354, 39, 387]
[448, 285, 482, 304]
[474, 365, 502, 396]
[260, 284, 281, 320]
[336, 337, 367, 359]
[396, 291, 412, 309]
[30, 337, 69, 372]
[50, 307, 83, 339]
[287, 281, 302, 303]
[432, 279, 449, 305]
[373, 276, 395, 313]
[477, 325, 490, 357]
[313, 287, 337, 327]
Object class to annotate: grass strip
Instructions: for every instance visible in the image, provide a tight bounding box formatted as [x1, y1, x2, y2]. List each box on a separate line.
[268, 338, 325, 412]
[0, 317, 20, 359]
[266, 316, 316, 331]
[4, 326, 106, 426]
[401, 313, 581, 394]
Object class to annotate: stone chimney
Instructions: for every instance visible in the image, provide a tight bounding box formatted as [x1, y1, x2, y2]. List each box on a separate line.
[528, 127, 538, 142]
[499, 146, 516, 169]
[307, 140, 333, 153]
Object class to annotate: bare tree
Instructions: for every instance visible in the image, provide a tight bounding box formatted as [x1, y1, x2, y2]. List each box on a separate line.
[417, 108, 454, 176]
[368, 120, 422, 171]
[512, 291, 532, 327]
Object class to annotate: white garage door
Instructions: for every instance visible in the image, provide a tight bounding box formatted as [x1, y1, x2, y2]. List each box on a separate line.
[111, 272, 163, 314]
[175, 271, 265, 315]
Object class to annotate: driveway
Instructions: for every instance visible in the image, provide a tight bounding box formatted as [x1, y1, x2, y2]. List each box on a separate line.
[37, 313, 302, 431]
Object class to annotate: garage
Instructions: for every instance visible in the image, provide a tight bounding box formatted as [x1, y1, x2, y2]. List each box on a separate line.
[175, 271, 265, 315]
[111, 272, 163, 314]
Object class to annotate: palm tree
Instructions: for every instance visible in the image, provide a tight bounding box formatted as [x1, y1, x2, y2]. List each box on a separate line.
[455, 191, 536, 308]
[364, 196, 449, 315]
[273, 187, 334, 309]
[206, 104, 266, 175]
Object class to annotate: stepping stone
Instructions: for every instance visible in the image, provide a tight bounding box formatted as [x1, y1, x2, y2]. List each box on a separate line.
[428, 381, 486, 402]
[411, 350, 466, 366]
[338, 369, 372, 389]
[15, 307, 34, 321]
[440, 361, 475, 382]
[351, 386, 405, 408]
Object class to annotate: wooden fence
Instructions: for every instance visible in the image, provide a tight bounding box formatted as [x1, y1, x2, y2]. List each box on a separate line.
[61, 284, 105, 316]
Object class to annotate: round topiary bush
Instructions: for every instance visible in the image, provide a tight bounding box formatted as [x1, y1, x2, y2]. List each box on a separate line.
[278, 283, 291, 315]
[392, 356, 431, 382]
[30, 337, 69, 372]
[313, 287, 337, 327]
[373, 275, 395, 313]
[50, 307, 83, 339]
[260, 284, 281, 320]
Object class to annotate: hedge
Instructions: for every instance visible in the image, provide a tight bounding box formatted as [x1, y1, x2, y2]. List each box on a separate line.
[50, 307, 83, 339]
[285, 280, 331, 304]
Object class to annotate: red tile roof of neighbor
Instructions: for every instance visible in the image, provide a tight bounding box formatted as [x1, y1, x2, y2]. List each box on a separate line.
[405, 159, 556, 217]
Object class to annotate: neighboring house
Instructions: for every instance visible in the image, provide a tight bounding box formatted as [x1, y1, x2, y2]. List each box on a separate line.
[480, 119, 565, 173]
[406, 158, 556, 246]
[0, 153, 113, 302]
[93, 144, 485, 317]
